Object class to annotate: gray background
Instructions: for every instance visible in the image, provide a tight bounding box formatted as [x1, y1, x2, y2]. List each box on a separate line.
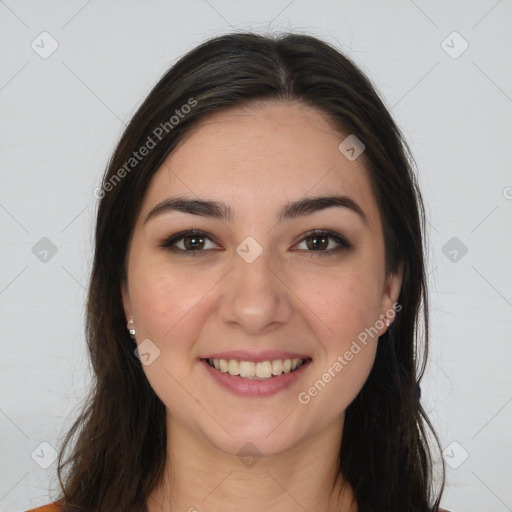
[1, 1, 511, 511]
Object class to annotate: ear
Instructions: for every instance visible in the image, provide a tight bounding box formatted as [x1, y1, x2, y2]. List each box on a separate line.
[377, 260, 404, 336]
[121, 279, 132, 322]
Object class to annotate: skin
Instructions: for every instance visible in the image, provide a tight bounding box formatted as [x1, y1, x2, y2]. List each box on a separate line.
[122, 101, 404, 512]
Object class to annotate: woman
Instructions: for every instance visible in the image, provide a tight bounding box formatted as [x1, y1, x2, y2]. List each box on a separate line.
[28, 32, 448, 511]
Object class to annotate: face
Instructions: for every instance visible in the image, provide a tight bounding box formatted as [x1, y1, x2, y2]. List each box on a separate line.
[122, 101, 403, 458]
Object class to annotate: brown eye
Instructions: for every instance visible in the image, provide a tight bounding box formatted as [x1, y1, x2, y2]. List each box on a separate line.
[160, 230, 220, 255]
[181, 234, 206, 250]
[294, 230, 352, 255]
[305, 234, 329, 251]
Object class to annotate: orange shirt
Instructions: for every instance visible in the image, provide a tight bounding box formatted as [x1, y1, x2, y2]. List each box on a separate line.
[26, 503, 63, 512]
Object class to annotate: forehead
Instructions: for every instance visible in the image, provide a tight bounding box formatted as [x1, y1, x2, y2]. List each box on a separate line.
[141, 101, 380, 228]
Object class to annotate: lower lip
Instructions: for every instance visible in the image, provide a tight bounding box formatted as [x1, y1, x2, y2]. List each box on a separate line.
[200, 359, 311, 398]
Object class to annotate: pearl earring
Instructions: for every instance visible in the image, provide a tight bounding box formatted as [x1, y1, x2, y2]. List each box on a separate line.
[127, 315, 136, 340]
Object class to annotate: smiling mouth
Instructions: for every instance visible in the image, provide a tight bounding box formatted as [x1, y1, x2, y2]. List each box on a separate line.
[204, 358, 311, 380]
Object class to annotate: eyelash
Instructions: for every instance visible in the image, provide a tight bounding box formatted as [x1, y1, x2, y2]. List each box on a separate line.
[159, 229, 353, 257]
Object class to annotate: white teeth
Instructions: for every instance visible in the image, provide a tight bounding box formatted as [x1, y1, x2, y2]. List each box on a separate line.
[228, 360, 239, 376]
[271, 359, 283, 375]
[239, 361, 255, 378]
[256, 361, 272, 378]
[208, 358, 305, 380]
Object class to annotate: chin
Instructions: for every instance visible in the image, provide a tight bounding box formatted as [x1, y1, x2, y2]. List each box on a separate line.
[209, 432, 299, 460]
[196, 412, 309, 459]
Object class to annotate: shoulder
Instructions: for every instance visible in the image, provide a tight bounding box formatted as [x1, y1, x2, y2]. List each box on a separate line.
[25, 502, 64, 512]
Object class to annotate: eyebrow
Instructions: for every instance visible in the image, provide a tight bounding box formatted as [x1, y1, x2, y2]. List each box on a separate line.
[144, 194, 368, 226]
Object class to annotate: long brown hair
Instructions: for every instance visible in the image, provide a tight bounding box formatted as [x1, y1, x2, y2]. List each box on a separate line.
[56, 32, 445, 511]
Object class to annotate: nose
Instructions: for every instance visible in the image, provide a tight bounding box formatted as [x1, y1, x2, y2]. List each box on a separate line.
[217, 241, 293, 336]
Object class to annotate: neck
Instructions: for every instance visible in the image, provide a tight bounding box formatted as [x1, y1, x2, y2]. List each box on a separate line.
[146, 414, 357, 512]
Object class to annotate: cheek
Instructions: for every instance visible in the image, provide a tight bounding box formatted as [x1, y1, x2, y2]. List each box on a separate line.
[128, 254, 214, 343]
[296, 263, 383, 341]
[299, 340, 377, 422]
[126, 257, 216, 406]
[291, 266, 382, 412]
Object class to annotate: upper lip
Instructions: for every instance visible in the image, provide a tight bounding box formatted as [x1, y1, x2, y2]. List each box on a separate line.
[201, 350, 311, 363]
